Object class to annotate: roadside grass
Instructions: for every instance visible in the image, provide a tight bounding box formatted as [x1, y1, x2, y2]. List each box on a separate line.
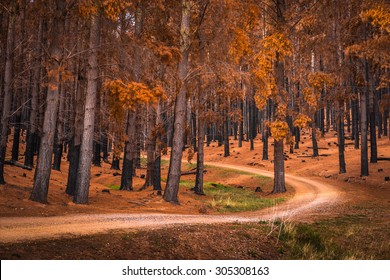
[272, 213, 390, 259]
[107, 184, 120, 190]
[205, 182, 284, 212]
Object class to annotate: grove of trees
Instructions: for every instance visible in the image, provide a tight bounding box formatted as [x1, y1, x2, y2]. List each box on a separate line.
[0, 0, 389, 204]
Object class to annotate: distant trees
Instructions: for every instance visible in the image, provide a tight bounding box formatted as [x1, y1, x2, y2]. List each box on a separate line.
[0, 0, 388, 204]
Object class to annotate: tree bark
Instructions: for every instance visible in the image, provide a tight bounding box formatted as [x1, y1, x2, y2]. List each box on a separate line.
[0, 4, 16, 184]
[273, 139, 286, 193]
[141, 106, 156, 189]
[24, 17, 42, 168]
[311, 114, 319, 156]
[164, 0, 191, 203]
[338, 102, 346, 173]
[30, 1, 66, 202]
[238, 100, 243, 147]
[153, 100, 163, 192]
[223, 111, 230, 157]
[360, 60, 369, 176]
[121, 112, 136, 191]
[73, 14, 100, 204]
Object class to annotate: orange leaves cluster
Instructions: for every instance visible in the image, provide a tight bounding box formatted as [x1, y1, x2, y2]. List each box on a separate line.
[78, 0, 132, 19]
[229, 28, 251, 63]
[308, 72, 336, 90]
[269, 120, 289, 142]
[105, 79, 165, 111]
[253, 33, 292, 110]
[303, 72, 336, 109]
[361, 4, 390, 33]
[293, 114, 311, 129]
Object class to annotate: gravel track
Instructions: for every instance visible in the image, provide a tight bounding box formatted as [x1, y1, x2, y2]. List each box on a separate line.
[0, 163, 344, 243]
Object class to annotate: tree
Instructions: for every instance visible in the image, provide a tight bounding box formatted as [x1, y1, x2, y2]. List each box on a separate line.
[0, 1, 17, 184]
[164, 0, 191, 203]
[73, 12, 101, 204]
[30, 0, 67, 203]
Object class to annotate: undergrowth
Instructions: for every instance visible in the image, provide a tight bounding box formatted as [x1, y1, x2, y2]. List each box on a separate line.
[205, 182, 284, 212]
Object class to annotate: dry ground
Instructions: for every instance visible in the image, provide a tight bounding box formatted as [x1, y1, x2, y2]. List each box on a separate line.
[0, 129, 389, 259]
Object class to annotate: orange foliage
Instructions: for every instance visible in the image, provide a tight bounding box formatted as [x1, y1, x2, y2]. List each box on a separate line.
[269, 120, 289, 141]
[105, 79, 165, 111]
[293, 114, 312, 129]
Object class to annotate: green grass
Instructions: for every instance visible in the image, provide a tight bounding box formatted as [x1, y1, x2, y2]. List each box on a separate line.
[274, 215, 390, 259]
[206, 165, 270, 180]
[140, 157, 168, 167]
[205, 182, 284, 212]
[107, 184, 120, 190]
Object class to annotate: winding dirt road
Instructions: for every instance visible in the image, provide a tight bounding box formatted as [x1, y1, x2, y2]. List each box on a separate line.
[0, 163, 344, 243]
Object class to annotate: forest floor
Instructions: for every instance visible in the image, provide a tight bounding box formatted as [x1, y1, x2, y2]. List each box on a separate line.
[0, 129, 389, 259]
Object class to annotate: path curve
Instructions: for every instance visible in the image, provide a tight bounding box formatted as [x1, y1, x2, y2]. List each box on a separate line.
[0, 163, 344, 243]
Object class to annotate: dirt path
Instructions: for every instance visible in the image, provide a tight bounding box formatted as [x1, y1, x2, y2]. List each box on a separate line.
[0, 163, 345, 243]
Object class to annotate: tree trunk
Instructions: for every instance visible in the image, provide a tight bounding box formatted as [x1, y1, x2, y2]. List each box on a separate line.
[24, 17, 42, 168]
[352, 97, 359, 149]
[53, 81, 65, 170]
[369, 89, 377, 163]
[294, 127, 300, 149]
[223, 111, 230, 157]
[164, 0, 191, 204]
[153, 100, 163, 192]
[11, 114, 21, 163]
[238, 100, 243, 147]
[360, 60, 369, 176]
[30, 1, 65, 202]
[262, 127, 269, 160]
[0, 5, 16, 184]
[121, 112, 136, 191]
[66, 139, 80, 195]
[384, 109, 388, 137]
[66, 54, 85, 195]
[273, 139, 286, 193]
[73, 14, 100, 204]
[141, 106, 156, 189]
[338, 102, 346, 173]
[311, 117, 319, 157]
[195, 115, 205, 195]
[249, 100, 254, 151]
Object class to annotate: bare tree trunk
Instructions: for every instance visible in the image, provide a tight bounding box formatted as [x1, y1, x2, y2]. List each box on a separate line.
[66, 77, 85, 196]
[120, 112, 136, 191]
[195, 29, 205, 195]
[311, 116, 319, 157]
[273, 139, 286, 193]
[360, 60, 369, 176]
[238, 100, 243, 147]
[0, 5, 16, 184]
[30, 0, 66, 203]
[369, 89, 377, 163]
[195, 112, 205, 195]
[11, 0, 26, 164]
[338, 102, 346, 173]
[141, 106, 156, 189]
[53, 83, 65, 171]
[120, 1, 144, 189]
[25, 19, 43, 168]
[223, 110, 230, 157]
[164, 0, 191, 203]
[153, 100, 163, 192]
[73, 14, 100, 204]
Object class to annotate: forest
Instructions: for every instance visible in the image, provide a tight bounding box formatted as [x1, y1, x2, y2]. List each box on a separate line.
[0, 0, 389, 260]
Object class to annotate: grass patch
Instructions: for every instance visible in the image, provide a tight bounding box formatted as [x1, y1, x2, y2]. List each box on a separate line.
[205, 182, 284, 212]
[140, 157, 168, 167]
[275, 216, 390, 259]
[107, 184, 120, 190]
